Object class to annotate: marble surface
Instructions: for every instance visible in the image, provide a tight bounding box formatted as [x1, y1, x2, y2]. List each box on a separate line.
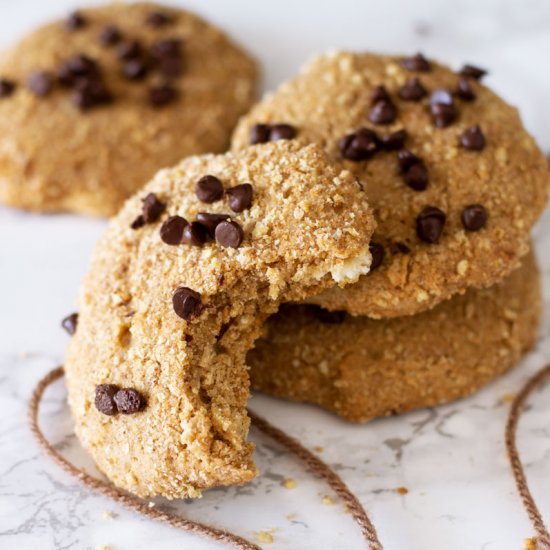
[1, 1, 550, 549]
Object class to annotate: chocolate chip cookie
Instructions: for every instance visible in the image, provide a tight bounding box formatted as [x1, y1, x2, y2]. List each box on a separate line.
[64, 141, 375, 498]
[0, 2, 257, 216]
[232, 51, 549, 318]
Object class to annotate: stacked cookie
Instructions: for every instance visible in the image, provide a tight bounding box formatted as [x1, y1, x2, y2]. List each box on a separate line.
[230, 51, 549, 421]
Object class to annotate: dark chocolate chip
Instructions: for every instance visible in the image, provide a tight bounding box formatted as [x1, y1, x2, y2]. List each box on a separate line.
[398, 77, 427, 101]
[397, 150, 422, 173]
[269, 123, 297, 141]
[379, 129, 407, 151]
[27, 71, 53, 96]
[117, 40, 143, 61]
[160, 215, 188, 245]
[114, 388, 145, 414]
[371, 85, 391, 103]
[338, 128, 379, 161]
[99, 25, 121, 46]
[196, 175, 224, 203]
[131, 215, 145, 229]
[58, 55, 100, 86]
[142, 193, 165, 223]
[430, 102, 457, 128]
[72, 79, 112, 111]
[369, 242, 385, 271]
[215, 220, 244, 248]
[65, 11, 86, 31]
[61, 313, 78, 335]
[389, 241, 411, 254]
[369, 100, 397, 125]
[149, 84, 177, 107]
[151, 38, 182, 58]
[121, 59, 149, 80]
[226, 183, 253, 212]
[311, 306, 347, 324]
[404, 162, 429, 191]
[95, 384, 119, 416]
[416, 206, 446, 243]
[249, 123, 270, 145]
[460, 64, 487, 81]
[461, 204, 487, 231]
[0, 79, 16, 97]
[182, 221, 209, 246]
[147, 11, 172, 27]
[172, 286, 204, 320]
[460, 125, 486, 151]
[400, 53, 431, 72]
[196, 212, 230, 238]
[456, 76, 476, 101]
[157, 57, 183, 78]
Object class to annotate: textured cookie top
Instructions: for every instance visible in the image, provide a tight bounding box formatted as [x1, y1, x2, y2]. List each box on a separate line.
[232, 51, 549, 318]
[64, 141, 374, 498]
[0, 2, 257, 216]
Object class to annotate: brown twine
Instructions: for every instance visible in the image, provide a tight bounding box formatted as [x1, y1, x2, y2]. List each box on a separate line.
[505, 363, 550, 549]
[29, 366, 382, 550]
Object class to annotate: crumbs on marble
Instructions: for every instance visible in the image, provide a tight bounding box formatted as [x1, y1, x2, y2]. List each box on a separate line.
[523, 537, 537, 550]
[102, 510, 117, 520]
[314, 446, 324, 453]
[286, 513, 296, 521]
[283, 478, 297, 489]
[254, 529, 276, 544]
[97, 545, 110, 550]
[322, 495, 334, 506]
[500, 393, 516, 404]
[396, 486, 409, 495]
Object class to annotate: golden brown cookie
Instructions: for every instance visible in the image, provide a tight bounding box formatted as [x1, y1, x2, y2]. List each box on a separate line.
[249, 250, 540, 422]
[0, 2, 257, 216]
[232, 51, 549, 318]
[64, 141, 375, 498]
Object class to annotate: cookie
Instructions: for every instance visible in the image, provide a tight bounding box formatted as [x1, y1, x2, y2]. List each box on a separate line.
[232, 51, 549, 318]
[249, 250, 540, 422]
[0, 2, 257, 216]
[64, 141, 375, 498]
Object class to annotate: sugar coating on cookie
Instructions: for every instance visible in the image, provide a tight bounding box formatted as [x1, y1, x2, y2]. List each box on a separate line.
[0, 2, 257, 216]
[249, 250, 540, 422]
[231, 51, 549, 318]
[64, 141, 375, 498]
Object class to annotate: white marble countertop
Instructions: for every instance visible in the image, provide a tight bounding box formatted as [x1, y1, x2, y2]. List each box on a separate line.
[1, 1, 550, 549]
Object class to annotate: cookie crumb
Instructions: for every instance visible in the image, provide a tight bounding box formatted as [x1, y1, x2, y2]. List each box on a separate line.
[500, 393, 516, 404]
[102, 510, 115, 520]
[283, 478, 297, 489]
[255, 530, 275, 544]
[523, 537, 537, 550]
[286, 513, 296, 521]
[314, 446, 324, 452]
[322, 495, 334, 506]
[97, 545, 110, 550]
[396, 486, 409, 495]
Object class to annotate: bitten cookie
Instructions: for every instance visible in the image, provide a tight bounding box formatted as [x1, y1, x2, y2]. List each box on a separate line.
[64, 141, 375, 498]
[249, 250, 540, 422]
[0, 2, 257, 216]
[232, 51, 549, 318]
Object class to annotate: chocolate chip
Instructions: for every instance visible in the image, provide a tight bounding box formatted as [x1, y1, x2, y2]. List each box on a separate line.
[196, 212, 230, 238]
[182, 222, 209, 246]
[226, 183, 253, 212]
[117, 40, 142, 61]
[460, 125, 486, 151]
[131, 215, 145, 229]
[121, 59, 148, 80]
[149, 84, 177, 107]
[95, 384, 119, 415]
[151, 39, 183, 78]
[311, 306, 347, 324]
[58, 55, 100, 86]
[456, 76, 476, 101]
[390, 241, 411, 254]
[160, 216, 188, 245]
[61, 313, 78, 335]
[27, 71, 53, 97]
[65, 11, 86, 31]
[172, 286, 204, 320]
[215, 220, 244, 248]
[461, 204, 487, 231]
[371, 85, 391, 103]
[196, 175, 223, 203]
[72, 79, 112, 110]
[269, 123, 297, 141]
[398, 77, 427, 101]
[416, 206, 446, 243]
[114, 388, 145, 414]
[379, 129, 407, 151]
[0, 79, 16, 98]
[369, 243, 384, 271]
[249, 123, 270, 145]
[460, 64, 487, 81]
[400, 53, 431, 72]
[147, 11, 172, 26]
[404, 162, 429, 191]
[338, 128, 379, 161]
[397, 150, 422, 173]
[142, 193, 165, 223]
[99, 25, 122, 46]
[369, 99, 397, 125]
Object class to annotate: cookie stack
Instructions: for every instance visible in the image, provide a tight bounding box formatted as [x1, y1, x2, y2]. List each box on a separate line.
[230, 51, 549, 421]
